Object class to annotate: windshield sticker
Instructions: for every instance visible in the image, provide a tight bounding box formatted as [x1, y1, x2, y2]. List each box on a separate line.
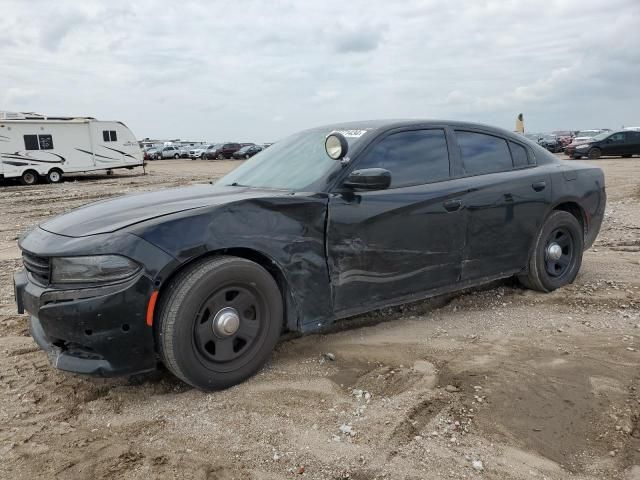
[334, 129, 370, 138]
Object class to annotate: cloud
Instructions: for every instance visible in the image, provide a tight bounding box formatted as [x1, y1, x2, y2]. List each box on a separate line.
[0, 0, 639, 140]
[331, 25, 387, 53]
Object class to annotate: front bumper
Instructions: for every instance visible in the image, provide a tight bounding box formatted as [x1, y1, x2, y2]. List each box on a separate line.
[14, 269, 158, 376]
[14, 227, 178, 377]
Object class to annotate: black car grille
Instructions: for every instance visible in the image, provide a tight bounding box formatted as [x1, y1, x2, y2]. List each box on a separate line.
[22, 251, 50, 285]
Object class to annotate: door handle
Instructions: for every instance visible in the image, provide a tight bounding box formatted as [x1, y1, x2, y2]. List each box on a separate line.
[532, 181, 546, 192]
[443, 199, 462, 212]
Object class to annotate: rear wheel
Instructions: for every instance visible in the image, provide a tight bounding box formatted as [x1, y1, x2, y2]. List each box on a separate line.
[217, 153, 225, 160]
[588, 148, 601, 160]
[518, 211, 583, 292]
[19, 170, 38, 186]
[174, 153, 180, 159]
[46, 169, 63, 184]
[156, 256, 283, 390]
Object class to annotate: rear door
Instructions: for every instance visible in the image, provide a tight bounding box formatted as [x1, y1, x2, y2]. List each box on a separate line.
[631, 131, 640, 155]
[452, 130, 552, 280]
[327, 127, 466, 313]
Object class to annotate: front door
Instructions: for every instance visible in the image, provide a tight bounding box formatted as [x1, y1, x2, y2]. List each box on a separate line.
[326, 128, 465, 314]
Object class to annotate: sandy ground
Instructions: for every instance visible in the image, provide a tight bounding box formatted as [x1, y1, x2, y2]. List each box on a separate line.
[1, 157, 639, 480]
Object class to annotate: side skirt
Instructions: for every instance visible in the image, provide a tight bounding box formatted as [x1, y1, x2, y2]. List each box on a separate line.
[299, 268, 523, 334]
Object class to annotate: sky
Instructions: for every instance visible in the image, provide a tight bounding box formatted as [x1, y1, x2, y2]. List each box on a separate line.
[1, 0, 639, 143]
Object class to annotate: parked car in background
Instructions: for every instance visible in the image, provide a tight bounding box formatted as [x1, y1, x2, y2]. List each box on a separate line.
[572, 130, 640, 159]
[537, 134, 564, 153]
[189, 145, 209, 159]
[232, 144, 263, 159]
[203, 143, 242, 160]
[552, 130, 574, 147]
[144, 147, 161, 160]
[565, 130, 605, 157]
[157, 146, 182, 159]
[623, 126, 640, 132]
[177, 146, 189, 158]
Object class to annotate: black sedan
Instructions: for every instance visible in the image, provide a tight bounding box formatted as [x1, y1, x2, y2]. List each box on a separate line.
[537, 134, 564, 153]
[572, 130, 640, 159]
[14, 120, 606, 390]
[232, 144, 263, 159]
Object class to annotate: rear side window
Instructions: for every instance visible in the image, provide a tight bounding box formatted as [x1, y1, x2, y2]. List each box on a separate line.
[355, 129, 450, 188]
[24, 134, 54, 150]
[456, 131, 513, 175]
[509, 141, 529, 167]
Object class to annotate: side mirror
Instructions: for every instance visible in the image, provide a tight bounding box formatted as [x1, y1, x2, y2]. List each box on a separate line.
[343, 168, 391, 191]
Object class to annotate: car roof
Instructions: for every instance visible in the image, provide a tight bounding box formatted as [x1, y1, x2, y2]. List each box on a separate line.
[312, 119, 530, 144]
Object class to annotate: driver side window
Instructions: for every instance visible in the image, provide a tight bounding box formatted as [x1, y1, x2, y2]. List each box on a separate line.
[354, 129, 450, 188]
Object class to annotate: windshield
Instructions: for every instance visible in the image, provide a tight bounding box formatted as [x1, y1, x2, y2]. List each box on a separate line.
[592, 132, 611, 141]
[218, 127, 365, 191]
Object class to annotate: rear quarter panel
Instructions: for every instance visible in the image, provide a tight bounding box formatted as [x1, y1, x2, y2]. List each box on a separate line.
[548, 161, 606, 248]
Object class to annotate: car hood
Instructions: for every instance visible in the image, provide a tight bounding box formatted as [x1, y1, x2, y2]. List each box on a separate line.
[572, 137, 594, 144]
[40, 184, 289, 237]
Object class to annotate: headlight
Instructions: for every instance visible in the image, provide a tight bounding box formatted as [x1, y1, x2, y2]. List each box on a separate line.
[51, 255, 140, 284]
[575, 143, 591, 150]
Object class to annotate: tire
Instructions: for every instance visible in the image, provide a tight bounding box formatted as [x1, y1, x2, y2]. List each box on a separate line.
[174, 154, 180, 159]
[20, 170, 38, 186]
[588, 148, 601, 160]
[155, 255, 283, 390]
[155, 154, 161, 160]
[245, 154, 250, 159]
[217, 154, 225, 160]
[46, 169, 62, 184]
[518, 211, 584, 292]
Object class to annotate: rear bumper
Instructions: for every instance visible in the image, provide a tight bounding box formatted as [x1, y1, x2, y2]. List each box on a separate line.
[14, 269, 158, 376]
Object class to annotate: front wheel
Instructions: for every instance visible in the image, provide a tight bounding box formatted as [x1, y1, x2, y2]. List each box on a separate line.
[155, 256, 283, 390]
[518, 211, 583, 292]
[588, 148, 601, 160]
[217, 154, 225, 160]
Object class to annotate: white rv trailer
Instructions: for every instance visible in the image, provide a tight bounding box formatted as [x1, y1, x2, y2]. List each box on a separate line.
[0, 111, 144, 185]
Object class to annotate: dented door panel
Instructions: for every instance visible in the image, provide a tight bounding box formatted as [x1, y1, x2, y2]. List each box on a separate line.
[327, 182, 466, 314]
